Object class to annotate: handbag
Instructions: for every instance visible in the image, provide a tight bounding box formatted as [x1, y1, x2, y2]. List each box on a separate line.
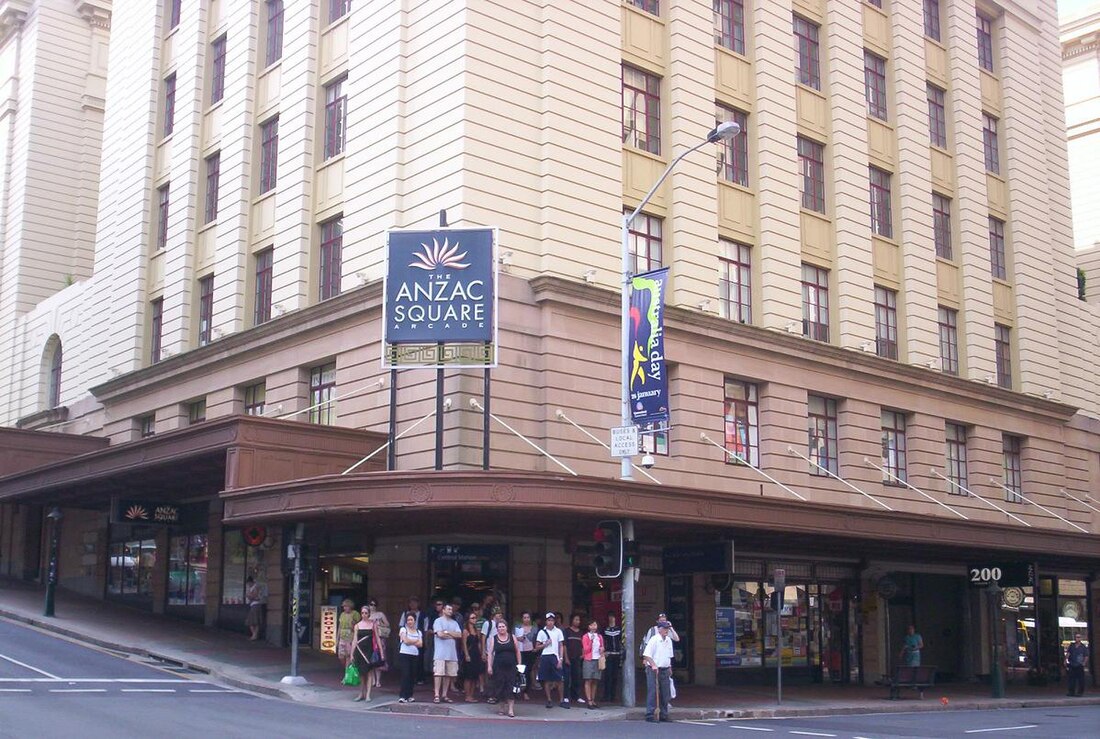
[377, 624, 391, 639]
[342, 663, 361, 686]
[598, 654, 607, 671]
[367, 648, 386, 669]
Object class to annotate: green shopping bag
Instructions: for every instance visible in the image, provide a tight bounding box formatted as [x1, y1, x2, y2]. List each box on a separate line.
[342, 663, 361, 686]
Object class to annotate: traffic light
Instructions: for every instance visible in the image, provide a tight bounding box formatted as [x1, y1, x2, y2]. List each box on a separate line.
[623, 539, 639, 569]
[593, 520, 623, 578]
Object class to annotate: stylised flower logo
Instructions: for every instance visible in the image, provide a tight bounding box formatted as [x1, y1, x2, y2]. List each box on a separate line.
[125, 505, 149, 521]
[408, 238, 470, 270]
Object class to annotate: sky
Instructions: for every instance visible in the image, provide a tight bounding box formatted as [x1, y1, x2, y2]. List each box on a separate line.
[1060, 0, 1100, 23]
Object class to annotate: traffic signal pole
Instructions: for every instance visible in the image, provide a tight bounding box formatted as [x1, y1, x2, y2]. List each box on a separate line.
[622, 518, 636, 708]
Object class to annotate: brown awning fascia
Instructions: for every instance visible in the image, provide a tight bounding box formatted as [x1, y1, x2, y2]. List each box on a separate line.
[0, 427, 109, 477]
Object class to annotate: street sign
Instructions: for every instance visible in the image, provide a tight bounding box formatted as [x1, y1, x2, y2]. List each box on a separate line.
[610, 425, 640, 457]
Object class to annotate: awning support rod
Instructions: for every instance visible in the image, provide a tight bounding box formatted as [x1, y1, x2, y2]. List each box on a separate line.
[1062, 488, 1100, 516]
[470, 398, 577, 477]
[929, 469, 1031, 527]
[699, 434, 807, 501]
[863, 457, 968, 520]
[786, 446, 893, 511]
[987, 478, 1089, 534]
[555, 410, 661, 484]
[341, 398, 450, 474]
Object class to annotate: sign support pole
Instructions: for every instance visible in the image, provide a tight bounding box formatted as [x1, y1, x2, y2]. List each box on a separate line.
[282, 523, 307, 685]
[622, 518, 636, 707]
[387, 366, 398, 471]
[434, 209, 447, 471]
[483, 341, 491, 470]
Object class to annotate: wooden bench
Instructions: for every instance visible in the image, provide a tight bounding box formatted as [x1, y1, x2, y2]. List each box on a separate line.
[885, 665, 936, 699]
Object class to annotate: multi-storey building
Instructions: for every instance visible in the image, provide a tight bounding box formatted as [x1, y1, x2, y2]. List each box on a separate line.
[1, 0, 1098, 689]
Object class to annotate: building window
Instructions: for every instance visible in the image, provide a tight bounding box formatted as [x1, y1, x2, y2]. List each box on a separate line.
[254, 248, 273, 325]
[198, 274, 214, 347]
[933, 193, 952, 259]
[139, 415, 156, 438]
[881, 410, 907, 484]
[798, 136, 825, 213]
[866, 0, 882, 7]
[221, 530, 269, 606]
[977, 12, 994, 73]
[309, 363, 337, 425]
[150, 298, 163, 364]
[329, 0, 351, 23]
[319, 218, 343, 301]
[630, 0, 659, 15]
[982, 114, 1000, 174]
[47, 341, 62, 408]
[927, 84, 947, 148]
[210, 35, 227, 105]
[168, 0, 181, 31]
[808, 395, 838, 476]
[923, 0, 941, 41]
[163, 74, 176, 138]
[801, 263, 830, 342]
[714, 0, 745, 55]
[625, 209, 662, 273]
[265, 0, 284, 66]
[640, 421, 669, 456]
[167, 534, 208, 606]
[1002, 434, 1022, 502]
[864, 51, 888, 120]
[107, 539, 156, 597]
[938, 307, 959, 375]
[324, 78, 347, 160]
[259, 116, 279, 194]
[719, 240, 752, 323]
[716, 105, 748, 186]
[874, 285, 898, 360]
[188, 399, 207, 425]
[156, 184, 170, 250]
[945, 422, 968, 494]
[869, 167, 893, 238]
[988, 217, 1007, 280]
[244, 382, 267, 416]
[995, 323, 1012, 389]
[622, 65, 661, 155]
[204, 153, 220, 224]
[793, 16, 821, 91]
[724, 379, 759, 467]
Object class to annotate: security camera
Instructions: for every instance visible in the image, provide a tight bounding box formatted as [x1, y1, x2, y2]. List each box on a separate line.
[640, 454, 656, 470]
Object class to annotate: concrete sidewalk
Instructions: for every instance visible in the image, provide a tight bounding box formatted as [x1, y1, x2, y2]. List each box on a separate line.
[1, 579, 1096, 721]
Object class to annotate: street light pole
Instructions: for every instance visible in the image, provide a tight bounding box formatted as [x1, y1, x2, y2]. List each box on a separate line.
[618, 121, 742, 708]
[43, 506, 62, 617]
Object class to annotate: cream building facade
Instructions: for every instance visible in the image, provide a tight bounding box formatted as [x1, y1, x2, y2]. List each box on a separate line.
[1, 0, 1099, 689]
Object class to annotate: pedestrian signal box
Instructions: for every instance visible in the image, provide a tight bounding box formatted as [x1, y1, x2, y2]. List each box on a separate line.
[593, 520, 623, 579]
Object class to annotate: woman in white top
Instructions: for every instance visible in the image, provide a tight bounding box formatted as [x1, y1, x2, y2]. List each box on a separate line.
[513, 611, 536, 701]
[397, 613, 423, 703]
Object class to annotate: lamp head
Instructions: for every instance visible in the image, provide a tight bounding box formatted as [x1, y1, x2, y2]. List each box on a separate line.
[707, 120, 742, 143]
[47, 506, 62, 521]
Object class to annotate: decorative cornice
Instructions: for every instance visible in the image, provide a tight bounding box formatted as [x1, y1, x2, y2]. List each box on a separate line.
[74, 0, 111, 30]
[14, 406, 69, 431]
[0, 1, 31, 47]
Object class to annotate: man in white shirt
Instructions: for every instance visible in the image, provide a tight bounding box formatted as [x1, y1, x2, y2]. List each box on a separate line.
[431, 604, 462, 703]
[533, 612, 567, 708]
[642, 621, 674, 722]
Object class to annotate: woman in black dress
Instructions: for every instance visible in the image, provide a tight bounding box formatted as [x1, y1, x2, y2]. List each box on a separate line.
[487, 619, 521, 717]
[461, 611, 484, 702]
[352, 605, 380, 702]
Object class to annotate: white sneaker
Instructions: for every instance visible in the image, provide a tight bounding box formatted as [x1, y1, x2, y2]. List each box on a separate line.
[577, 698, 586, 704]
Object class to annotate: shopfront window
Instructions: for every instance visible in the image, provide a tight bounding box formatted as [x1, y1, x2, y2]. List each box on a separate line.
[221, 529, 268, 605]
[107, 539, 156, 597]
[168, 534, 208, 606]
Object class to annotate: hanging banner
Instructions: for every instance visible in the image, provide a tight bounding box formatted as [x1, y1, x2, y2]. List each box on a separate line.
[628, 267, 670, 424]
[383, 227, 498, 368]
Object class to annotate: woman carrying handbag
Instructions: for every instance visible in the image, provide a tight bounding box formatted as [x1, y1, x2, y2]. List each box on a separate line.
[351, 606, 386, 702]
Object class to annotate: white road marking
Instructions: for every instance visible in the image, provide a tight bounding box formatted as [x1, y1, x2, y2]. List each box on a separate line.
[789, 733, 836, 738]
[0, 653, 60, 679]
[188, 689, 237, 693]
[964, 727, 1039, 735]
[0, 678, 195, 683]
[729, 728, 773, 733]
[48, 689, 107, 693]
[678, 720, 716, 725]
[0, 689, 32, 693]
[120, 688, 176, 693]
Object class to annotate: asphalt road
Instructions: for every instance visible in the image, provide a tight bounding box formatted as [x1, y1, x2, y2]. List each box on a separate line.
[1, 619, 1098, 738]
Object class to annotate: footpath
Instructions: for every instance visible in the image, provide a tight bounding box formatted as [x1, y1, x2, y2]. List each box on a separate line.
[1, 579, 1096, 722]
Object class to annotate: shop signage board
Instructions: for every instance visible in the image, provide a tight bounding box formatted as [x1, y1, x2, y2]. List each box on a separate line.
[966, 562, 1034, 588]
[628, 267, 670, 424]
[320, 605, 337, 654]
[663, 541, 734, 575]
[428, 544, 508, 563]
[114, 499, 181, 525]
[715, 606, 739, 667]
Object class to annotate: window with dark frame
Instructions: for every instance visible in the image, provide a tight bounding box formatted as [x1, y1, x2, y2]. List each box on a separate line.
[808, 394, 838, 476]
[244, 382, 267, 416]
[923, 0, 941, 41]
[995, 323, 1012, 389]
[945, 422, 968, 494]
[324, 77, 347, 160]
[197, 274, 214, 347]
[866, 0, 883, 8]
[1002, 433, 1022, 502]
[927, 83, 947, 148]
[163, 74, 176, 138]
[716, 104, 748, 186]
[622, 65, 661, 155]
[938, 306, 959, 375]
[933, 193, 952, 259]
[714, 0, 745, 55]
[724, 379, 759, 467]
[259, 116, 279, 194]
[167, 534, 208, 606]
[150, 298, 163, 364]
[319, 217, 343, 301]
[793, 16, 821, 91]
[47, 342, 62, 408]
[719, 240, 752, 324]
[798, 136, 825, 213]
[983, 114, 1000, 174]
[254, 248, 273, 325]
[630, 0, 659, 15]
[881, 410, 907, 484]
[156, 184, 170, 250]
[864, 51, 888, 120]
[168, 0, 181, 30]
[329, 0, 351, 24]
[309, 363, 337, 425]
[989, 216, 1007, 280]
[977, 12, 995, 73]
[188, 399, 207, 425]
[265, 0, 284, 66]
[869, 166, 893, 238]
[874, 285, 898, 360]
[211, 35, 227, 105]
[625, 209, 662, 273]
[140, 415, 156, 438]
[204, 153, 220, 224]
[801, 263, 830, 342]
